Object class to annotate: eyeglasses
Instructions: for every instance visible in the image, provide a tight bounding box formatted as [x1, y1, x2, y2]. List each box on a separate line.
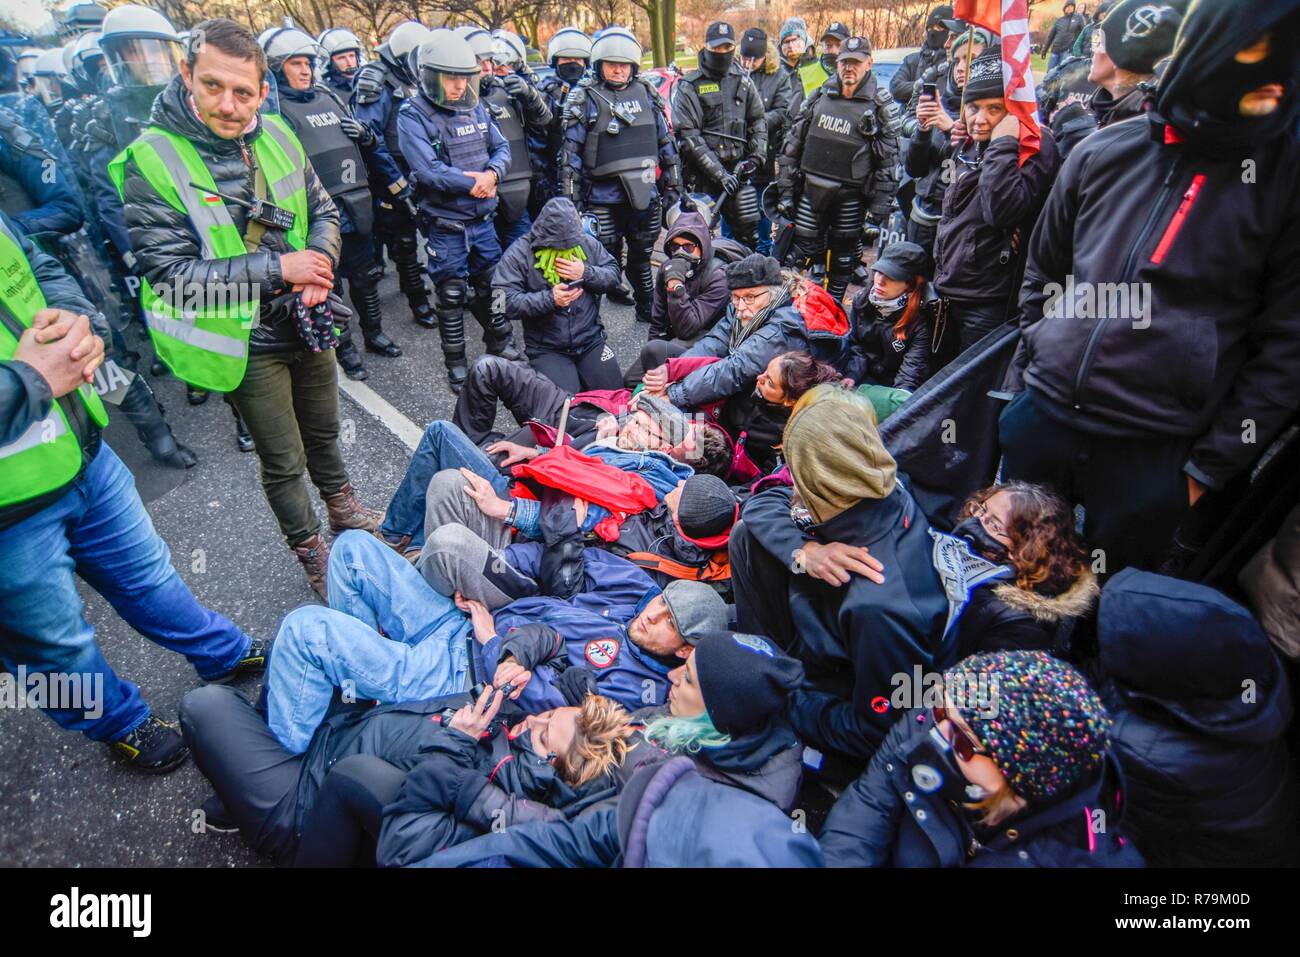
[732, 290, 770, 308]
[933, 705, 989, 762]
[969, 500, 1006, 538]
[668, 240, 700, 255]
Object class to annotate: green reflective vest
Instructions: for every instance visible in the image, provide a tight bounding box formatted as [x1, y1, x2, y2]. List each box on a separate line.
[0, 227, 109, 507]
[107, 114, 309, 393]
[800, 61, 830, 96]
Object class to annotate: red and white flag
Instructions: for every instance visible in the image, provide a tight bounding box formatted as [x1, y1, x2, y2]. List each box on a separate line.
[954, 0, 1043, 165]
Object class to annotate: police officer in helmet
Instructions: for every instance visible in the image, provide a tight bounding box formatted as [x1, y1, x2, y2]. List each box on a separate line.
[561, 26, 680, 326]
[398, 28, 520, 392]
[535, 26, 590, 212]
[318, 27, 364, 96]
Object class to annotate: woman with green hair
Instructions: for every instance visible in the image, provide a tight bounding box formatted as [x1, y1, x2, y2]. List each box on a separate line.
[492, 196, 626, 393]
[637, 629, 806, 812]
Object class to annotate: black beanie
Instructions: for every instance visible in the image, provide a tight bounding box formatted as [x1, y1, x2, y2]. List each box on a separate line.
[693, 631, 805, 737]
[963, 46, 1004, 100]
[725, 253, 782, 290]
[677, 474, 737, 540]
[1100, 1, 1182, 75]
[740, 28, 766, 59]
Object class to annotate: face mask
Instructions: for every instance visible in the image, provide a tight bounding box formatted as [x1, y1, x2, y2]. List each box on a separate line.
[952, 515, 1010, 565]
[557, 61, 586, 84]
[701, 48, 734, 75]
[925, 28, 948, 50]
[1186, 26, 1300, 122]
[910, 724, 990, 808]
[670, 250, 701, 278]
[820, 52, 838, 74]
[869, 288, 909, 315]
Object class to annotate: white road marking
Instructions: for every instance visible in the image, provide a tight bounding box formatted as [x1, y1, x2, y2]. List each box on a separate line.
[336, 367, 423, 452]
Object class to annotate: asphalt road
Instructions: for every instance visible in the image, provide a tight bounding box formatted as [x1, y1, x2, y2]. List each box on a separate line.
[0, 269, 652, 867]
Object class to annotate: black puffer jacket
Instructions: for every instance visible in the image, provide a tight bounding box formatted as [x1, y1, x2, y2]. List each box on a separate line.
[650, 210, 729, 343]
[1096, 568, 1299, 868]
[846, 287, 936, 390]
[818, 708, 1143, 867]
[931, 130, 1059, 306]
[492, 197, 622, 357]
[1009, 0, 1300, 490]
[120, 76, 341, 353]
[954, 568, 1099, 661]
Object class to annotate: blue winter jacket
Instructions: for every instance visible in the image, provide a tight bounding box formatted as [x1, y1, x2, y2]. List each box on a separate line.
[397, 94, 510, 223]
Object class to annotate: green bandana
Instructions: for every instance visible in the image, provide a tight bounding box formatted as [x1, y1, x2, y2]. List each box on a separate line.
[534, 245, 587, 286]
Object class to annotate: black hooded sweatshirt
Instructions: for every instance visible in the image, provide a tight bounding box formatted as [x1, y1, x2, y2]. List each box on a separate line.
[1008, 0, 1300, 490]
[650, 210, 730, 343]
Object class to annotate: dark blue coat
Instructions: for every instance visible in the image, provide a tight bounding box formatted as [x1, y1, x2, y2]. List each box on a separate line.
[479, 545, 679, 715]
[0, 106, 84, 238]
[414, 756, 825, 867]
[397, 94, 509, 223]
[1097, 568, 1299, 868]
[818, 708, 1144, 867]
[741, 482, 950, 775]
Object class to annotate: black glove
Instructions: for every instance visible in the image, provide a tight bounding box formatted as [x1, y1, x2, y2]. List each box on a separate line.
[402, 194, 420, 221]
[339, 116, 376, 147]
[502, 72, 529, 98]
[660, 187, 681, 211]
[660, 255, 691, 289]
[735, 157, 759, 178]
[719, 171, 740, 194]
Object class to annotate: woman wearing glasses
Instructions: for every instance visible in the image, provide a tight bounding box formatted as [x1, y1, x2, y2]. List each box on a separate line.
[947, 481, 1100, 661]
[818, 650, 1142, 868]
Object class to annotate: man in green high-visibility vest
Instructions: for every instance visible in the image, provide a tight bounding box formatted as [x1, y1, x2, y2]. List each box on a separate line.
[0, 212, 264, 774]
[114, 18, 384, 598]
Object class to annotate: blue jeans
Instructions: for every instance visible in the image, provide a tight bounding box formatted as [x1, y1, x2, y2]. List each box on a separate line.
[264, 530, 472, 753]
[723, 206, 775, 255]
[496, 208, 532, 253]
[0, 444, 250, 741]
[1047, 50, 1065, 73]
[380, 420, 510, 549]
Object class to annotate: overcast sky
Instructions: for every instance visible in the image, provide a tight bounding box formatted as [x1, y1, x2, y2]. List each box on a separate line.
[0, 0, 57, 34]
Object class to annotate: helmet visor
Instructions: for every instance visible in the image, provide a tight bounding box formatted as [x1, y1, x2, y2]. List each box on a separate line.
[424, 67, 480, 111]
[102, 36, 181, 87]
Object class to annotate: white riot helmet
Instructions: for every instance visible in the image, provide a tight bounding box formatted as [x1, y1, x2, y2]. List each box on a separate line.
[261, 26, 321, 82]
[547, 27, 591, 63]
[417, 28, 481, 111]
[70, 30, 104, 91]
[32, 48, 72, 106]
[318, 27, 363, 57]
[379, 20, 432, 86]
[491, 30, 526, 72]
[16, 49, 41, 87]
[456, 27, 496, 69]
[591, 26, 640, 87]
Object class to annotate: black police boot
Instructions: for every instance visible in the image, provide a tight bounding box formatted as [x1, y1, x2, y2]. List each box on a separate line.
[629, 257, 655, 324]
[470, 276, 522, 362]
[397, 255, 436, 329]
[607, 278, 636, 305]
[119, 376, 198, 469]
[352, 282, 402, 357]
[334, 321, 369, 381]
[435, 284, 470, 393]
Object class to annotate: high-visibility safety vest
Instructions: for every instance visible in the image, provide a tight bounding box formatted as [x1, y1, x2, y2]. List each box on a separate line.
[107, 115, 309, 392]
[800, 60, 829, 96]
[0, 226, 109, 508]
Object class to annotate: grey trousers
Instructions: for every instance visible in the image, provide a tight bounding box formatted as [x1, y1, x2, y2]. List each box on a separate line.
[415, 469, 534, 610]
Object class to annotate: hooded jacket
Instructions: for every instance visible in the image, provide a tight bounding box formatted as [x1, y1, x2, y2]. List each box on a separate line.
[413, 756, 825, 867]
[741, 405, 950, 774]
[1096, 568, 1298, 868]
[954, 568, 1099, 661]
[119, 76, 342, 353]
[930, 128, 1060, 306]
[649, 210, 729, 343]
[818, 708, 1143, 867]
[1008, 0, 1300, 490]
[492, 197, 622, 356]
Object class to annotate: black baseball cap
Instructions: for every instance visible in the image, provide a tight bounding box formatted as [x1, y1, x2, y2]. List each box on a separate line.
[822, 21, 850, 42]
[705, 21, 737, 49]
[871, 241, 927, 281]
[838, 36, 873, 61]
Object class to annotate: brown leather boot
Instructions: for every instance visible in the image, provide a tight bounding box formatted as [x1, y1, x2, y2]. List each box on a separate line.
[292, 533, 330, 601]
[325, 482, 384, 535]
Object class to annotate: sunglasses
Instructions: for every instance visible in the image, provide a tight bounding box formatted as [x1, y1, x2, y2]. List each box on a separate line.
[933, 705, 989, 762]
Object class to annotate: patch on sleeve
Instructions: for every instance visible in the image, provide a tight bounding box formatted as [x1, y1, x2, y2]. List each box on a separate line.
[584, 638, 621, 669]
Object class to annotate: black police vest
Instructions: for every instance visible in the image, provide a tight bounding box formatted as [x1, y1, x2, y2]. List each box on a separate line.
[482, 81, 531, 222]
[276, 90, 374, 235]
[360, 63, 411, 171]
[799, 89, 875, 201]
[685, 69, 749, 166]
[581, 80, 658, 210]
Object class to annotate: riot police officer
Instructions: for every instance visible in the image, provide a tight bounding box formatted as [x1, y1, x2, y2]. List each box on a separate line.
[672, 21, 766, 251]
[262, 26, 402, 381]
[475, 31, 552, 251]
[561, 27, 680, 326]
[777, 36, 901, 303]
[353, 21, 437, 330]
[534, 26, 590, 213]
[398, 29, 520, 392]
[319, 27, 364, 96]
